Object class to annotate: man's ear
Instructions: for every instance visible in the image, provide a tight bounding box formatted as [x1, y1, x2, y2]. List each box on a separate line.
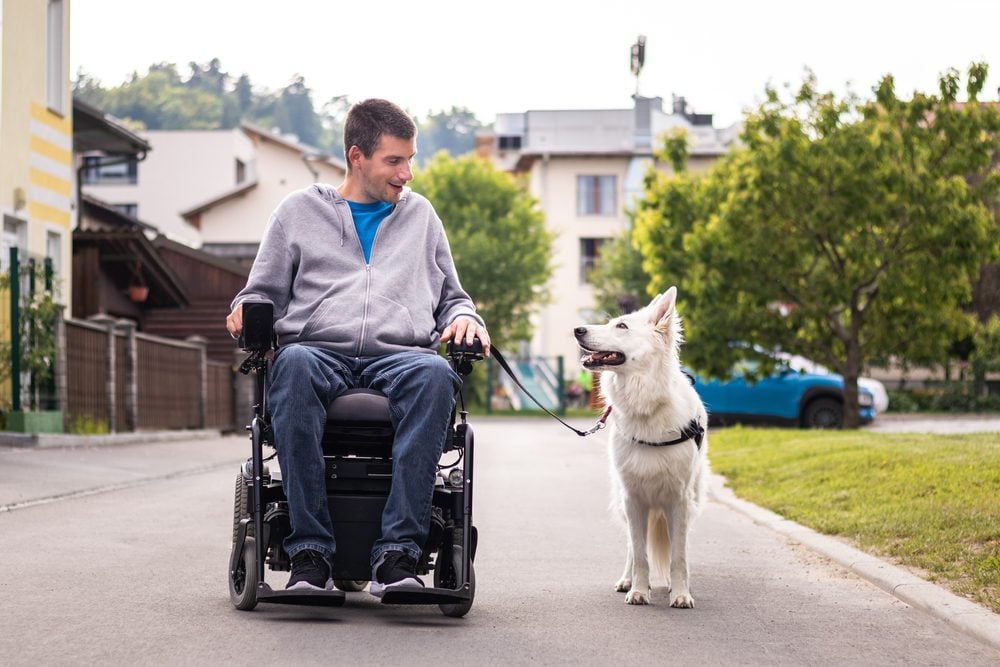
[649, 286, 677, 326]
[347, 145, 363, 168]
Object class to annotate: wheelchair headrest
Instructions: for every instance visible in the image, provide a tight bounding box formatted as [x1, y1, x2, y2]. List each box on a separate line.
[327, 388, 392, 423]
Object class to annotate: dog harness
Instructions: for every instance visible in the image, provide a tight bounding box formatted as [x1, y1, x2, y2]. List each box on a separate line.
[632, 417, 705, 450]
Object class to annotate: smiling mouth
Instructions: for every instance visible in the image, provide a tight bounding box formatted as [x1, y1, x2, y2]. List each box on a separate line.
[580, 347, 626, 368]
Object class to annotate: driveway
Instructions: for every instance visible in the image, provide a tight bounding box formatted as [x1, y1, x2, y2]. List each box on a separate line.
[865, 412, 1000, 433]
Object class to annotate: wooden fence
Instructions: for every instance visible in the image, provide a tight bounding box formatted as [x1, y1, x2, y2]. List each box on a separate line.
[62, 316, 236, 432]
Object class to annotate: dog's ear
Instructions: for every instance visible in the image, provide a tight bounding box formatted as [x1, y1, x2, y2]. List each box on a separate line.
[649, 286, 677, 326]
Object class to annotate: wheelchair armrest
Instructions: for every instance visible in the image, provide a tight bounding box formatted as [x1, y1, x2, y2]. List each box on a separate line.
[446, 337, 484, 361]
[238, 301, 276, 352]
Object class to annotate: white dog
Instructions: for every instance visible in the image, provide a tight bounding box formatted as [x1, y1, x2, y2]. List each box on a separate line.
[574, 287, 708, 607]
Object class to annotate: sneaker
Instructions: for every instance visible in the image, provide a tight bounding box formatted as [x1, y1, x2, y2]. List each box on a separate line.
[286, 549, 333, 591]
[369, 550, 424, 598]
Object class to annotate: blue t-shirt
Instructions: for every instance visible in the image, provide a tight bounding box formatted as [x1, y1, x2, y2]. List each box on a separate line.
[347, 200, 393, 264]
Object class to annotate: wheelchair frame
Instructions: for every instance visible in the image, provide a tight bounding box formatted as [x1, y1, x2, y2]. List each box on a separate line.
[227, 302, 483, 617]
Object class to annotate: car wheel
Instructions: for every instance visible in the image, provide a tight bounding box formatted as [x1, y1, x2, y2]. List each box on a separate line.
[802, 397, 843, 429]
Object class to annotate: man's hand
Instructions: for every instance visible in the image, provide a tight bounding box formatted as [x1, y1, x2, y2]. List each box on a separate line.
[226, 303, 243, 339]
[441, 316, 491, 356]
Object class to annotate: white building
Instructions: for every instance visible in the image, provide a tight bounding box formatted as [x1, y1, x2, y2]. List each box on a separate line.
[80, 123, 346, 255]
[484, 95, 740, 371]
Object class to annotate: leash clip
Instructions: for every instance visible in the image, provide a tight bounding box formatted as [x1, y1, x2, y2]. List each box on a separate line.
[583, 421, 607, 436]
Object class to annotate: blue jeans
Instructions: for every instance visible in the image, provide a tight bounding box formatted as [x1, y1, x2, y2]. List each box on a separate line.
[268, 344, 460, 566]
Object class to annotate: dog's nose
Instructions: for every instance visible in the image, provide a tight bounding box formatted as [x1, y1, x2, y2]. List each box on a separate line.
[574, 327, 587, 339]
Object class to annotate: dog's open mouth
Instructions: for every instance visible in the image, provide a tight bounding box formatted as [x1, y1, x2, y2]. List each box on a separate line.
[580, 348, 626, 368]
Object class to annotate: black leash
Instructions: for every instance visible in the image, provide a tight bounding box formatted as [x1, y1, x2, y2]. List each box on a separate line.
[490, 346, 609, 436]
[490, 346, 704, 448]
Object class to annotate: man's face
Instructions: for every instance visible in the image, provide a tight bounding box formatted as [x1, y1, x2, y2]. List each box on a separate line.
[350, 134, 416, 204]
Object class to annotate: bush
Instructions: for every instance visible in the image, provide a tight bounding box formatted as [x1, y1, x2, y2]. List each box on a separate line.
[67, 415, 109, 435]
[888, 383, 1000, 413]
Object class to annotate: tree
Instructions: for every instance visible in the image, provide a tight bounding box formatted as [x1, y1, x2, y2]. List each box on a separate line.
[416, 107, 486, 165]
[590, 128, 690, 318]
[409, 153, 553, 352]
[634, 64, 1000, 427]
[588, 223, 651, 317]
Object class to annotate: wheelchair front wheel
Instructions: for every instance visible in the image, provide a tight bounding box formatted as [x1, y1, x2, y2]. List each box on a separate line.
[229, 536, 259, 611]
[434, 544, 475, 618]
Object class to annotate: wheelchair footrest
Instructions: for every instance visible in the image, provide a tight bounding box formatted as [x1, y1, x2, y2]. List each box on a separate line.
[380, 586, 470, 605]
[257, 583, 346, 607]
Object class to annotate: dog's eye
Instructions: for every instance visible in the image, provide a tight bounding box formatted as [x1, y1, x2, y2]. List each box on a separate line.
[616, 322, 628, 329]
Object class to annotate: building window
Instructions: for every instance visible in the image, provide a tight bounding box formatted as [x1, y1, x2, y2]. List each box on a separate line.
[580, 237, 609, 283]
[497, 135, 522, 150]
[46, 0, 65, 114]
[112, 203, 139, 218]
[45, 230, 63, 281]
[236, 158, 247, 184]
[82, 156, 139, 185]
[577, 175, 617, 216]
[2, 216, 28, 272]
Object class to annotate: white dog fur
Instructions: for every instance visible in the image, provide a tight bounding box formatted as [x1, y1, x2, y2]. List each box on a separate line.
[574, 287, 708, 607]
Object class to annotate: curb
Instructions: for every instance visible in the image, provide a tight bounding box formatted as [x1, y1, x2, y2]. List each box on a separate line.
[708, 473, 1000, 652]
[0, 429, 225, 449]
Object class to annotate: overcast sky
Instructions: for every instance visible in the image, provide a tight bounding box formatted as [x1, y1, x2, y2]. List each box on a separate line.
[70, 0, 1000, 127]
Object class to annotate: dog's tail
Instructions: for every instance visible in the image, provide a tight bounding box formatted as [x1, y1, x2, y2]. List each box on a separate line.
[648, 510, 671, 581]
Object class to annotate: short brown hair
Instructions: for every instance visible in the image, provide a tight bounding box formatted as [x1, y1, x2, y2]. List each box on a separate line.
[344, 99, 416, 165]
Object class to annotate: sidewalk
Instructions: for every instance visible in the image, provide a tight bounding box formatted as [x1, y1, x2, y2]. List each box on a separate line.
[709, 473, 1000, 652]
[0, 428, 224, 449]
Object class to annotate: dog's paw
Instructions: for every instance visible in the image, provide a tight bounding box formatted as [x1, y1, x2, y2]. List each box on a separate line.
[670, 593, 694, 608]
[614, 578, 631, 592]
[625, 589, 650, 605]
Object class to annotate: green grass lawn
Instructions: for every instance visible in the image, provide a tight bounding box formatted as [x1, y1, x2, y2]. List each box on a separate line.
[709, 427, 1000, 613]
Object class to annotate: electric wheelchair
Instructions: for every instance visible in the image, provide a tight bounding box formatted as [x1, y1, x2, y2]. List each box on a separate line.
[227, 302, 483, 617]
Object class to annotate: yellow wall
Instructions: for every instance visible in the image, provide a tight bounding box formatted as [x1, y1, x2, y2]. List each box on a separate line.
[0, 0, 72, 407]
[0, 0, 72, 305]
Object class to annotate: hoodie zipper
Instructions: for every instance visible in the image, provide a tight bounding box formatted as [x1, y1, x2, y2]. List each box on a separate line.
[353, 202, 399, 356]
[356, 265, 372, 356]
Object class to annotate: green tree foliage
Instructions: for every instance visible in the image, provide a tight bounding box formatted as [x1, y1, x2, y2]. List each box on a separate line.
[73, 62, 489, 162]
[0, 263, 61, 410]
[589, 127, 690, 318]
[633, 64, 1000, 427]
[416, 107, 485, 165]
[410, 153, 553, 351]
[588, 223, 651, 317]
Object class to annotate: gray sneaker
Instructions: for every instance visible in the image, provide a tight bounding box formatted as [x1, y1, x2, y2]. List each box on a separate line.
[369, 551, 424, 597]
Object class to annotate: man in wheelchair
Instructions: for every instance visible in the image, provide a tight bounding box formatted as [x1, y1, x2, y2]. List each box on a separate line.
[226, 98, 489, 600]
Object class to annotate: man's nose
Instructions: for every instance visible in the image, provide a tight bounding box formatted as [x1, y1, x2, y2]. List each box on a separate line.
[400, 162, 413, 182]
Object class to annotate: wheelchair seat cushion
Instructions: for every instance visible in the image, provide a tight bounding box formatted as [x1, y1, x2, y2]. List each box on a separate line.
[327, 388, 392, 423]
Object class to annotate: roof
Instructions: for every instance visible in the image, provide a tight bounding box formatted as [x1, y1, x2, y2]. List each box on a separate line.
[240, 121, 348, 171]
[179, 179, 258, 220]
[80, 194, 160, 233]
[73, 98, 152, 155]
[152, 235, 249, 278]
[73, 228, 190, 308]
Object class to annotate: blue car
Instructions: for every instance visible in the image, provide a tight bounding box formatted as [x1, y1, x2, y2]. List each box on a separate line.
[691, 358, 876, 428]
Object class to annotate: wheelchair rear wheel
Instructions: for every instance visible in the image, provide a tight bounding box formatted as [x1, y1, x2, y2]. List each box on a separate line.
[229, 536, 259, 610]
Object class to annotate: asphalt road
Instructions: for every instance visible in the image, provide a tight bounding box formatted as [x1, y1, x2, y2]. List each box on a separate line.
[1, 417, 998, 665]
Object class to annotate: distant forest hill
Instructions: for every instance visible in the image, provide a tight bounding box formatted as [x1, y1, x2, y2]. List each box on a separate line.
[73, 58, 490, 164]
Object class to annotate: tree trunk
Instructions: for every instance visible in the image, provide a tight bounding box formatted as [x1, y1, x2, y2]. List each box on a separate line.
[842, 335, 862, 429]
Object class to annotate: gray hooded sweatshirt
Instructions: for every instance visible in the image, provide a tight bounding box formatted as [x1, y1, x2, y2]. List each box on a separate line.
[231, 184, 483, 357]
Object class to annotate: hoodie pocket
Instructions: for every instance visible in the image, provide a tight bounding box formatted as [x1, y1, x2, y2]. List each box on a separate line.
[367, 295, 419, 348]
[299, 298, 362, 346]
